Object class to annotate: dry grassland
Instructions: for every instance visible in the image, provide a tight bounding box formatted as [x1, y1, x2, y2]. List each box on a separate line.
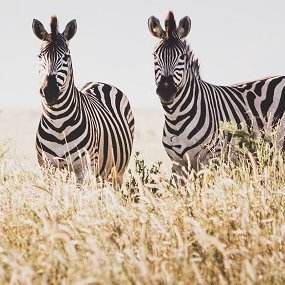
[0, 110, 284, 284]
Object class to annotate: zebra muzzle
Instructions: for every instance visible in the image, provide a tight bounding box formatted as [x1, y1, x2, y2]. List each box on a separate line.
[41, 75, 60, 106]
[156, 76, 177, 104]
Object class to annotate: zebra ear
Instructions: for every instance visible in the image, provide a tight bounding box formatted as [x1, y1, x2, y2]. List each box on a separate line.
[62, 19, 77, 41]
[32, 19, 48, 40]
[148, 16, 166, 39]
[177, 16, 191, 39]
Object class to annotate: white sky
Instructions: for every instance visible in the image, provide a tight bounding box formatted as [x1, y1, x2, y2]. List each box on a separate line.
[1, 0, 285, 110]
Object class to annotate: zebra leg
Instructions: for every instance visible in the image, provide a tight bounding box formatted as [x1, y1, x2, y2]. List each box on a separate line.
[75, 169, 85, 185]
[115, 175, 123, 188]
[171, 160, 190, 186]
[108, 168, 124, 188]
[276, 115, 285, 149]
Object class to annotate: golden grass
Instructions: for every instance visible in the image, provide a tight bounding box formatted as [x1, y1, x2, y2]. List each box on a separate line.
[0, 139, 284, 284]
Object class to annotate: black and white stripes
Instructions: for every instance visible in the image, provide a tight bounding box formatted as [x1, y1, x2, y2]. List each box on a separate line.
[148, 11, 285, 172]
[32, 17, 134, 183]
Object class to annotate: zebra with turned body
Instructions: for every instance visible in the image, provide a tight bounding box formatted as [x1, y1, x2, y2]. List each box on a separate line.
[32, 17, 134, 184]
[148, 11, 285, 175]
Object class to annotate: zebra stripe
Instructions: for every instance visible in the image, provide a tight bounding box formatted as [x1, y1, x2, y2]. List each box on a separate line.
[33, 17, 134, 183]
[148, 11, 285, 172]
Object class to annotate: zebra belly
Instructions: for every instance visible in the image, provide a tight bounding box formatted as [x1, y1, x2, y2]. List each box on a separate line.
[37, 135, 121, 179]
[37, 137, 89, 169]
[163, 123, 217, 171]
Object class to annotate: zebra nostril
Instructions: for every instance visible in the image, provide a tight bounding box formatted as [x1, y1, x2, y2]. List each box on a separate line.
[158, 76, 176, 91]
[162, 81, 169, 88]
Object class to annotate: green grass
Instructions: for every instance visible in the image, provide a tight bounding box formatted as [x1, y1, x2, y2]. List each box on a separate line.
[0, 132, 284, 284]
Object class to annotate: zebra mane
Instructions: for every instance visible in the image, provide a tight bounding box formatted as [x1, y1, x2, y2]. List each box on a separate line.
[186, 45, 201, 80]
[50, 16, 58, 34]
[50, 16, 59, 39]
[165, 11, 176, 39]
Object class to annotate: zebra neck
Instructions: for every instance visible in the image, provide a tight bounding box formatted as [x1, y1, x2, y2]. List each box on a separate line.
[163, 71, 202, 120]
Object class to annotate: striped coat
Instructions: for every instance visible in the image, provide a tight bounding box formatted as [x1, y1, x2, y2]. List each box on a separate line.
[148, 11, 285, 173]
[33, 17, 134, 184]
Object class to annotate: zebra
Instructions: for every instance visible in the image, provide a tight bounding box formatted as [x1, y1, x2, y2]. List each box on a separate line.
[148, 11, 285, 175]
[32, 17, 134, 184]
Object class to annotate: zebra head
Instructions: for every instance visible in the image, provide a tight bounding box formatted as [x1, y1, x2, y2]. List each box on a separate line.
[32, 17, 77, 107]
[148, 11, 191, 104]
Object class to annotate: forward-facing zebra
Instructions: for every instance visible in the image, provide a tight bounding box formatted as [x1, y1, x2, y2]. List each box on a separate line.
[148, 11, 285, 175]
[32, 17, 134, 184]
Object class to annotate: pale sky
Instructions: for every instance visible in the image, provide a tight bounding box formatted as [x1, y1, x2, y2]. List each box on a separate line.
[1, 0, 285, 110]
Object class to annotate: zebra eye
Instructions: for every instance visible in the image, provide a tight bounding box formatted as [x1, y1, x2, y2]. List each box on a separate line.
[37, 53, 42, 59]
[179, 54, 186, 60]
[62, 54, 70, 61]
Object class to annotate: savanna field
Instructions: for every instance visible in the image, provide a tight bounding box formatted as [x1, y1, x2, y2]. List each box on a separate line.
[0, 109, 284, 284]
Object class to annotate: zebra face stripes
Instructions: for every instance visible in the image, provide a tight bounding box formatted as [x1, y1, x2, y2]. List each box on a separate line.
[148, 11, 285, 174]
[148, 11, 191, 104]
[153, 39, 186, 103]
[33, 17, 76, 107]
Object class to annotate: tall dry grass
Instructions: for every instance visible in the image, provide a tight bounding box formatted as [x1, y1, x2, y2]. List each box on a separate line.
[0, 132, 284, 284]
